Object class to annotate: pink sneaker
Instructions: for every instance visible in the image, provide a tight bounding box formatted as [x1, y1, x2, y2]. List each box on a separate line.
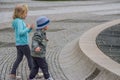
[9, 74, 21, 80]
[9, 74, 16, 79]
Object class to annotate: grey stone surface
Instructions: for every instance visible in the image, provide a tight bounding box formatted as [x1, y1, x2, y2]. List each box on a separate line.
[0, 0, 120, 80]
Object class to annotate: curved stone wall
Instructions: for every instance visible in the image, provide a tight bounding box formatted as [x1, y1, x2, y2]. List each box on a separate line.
[59, 19, 120, 80]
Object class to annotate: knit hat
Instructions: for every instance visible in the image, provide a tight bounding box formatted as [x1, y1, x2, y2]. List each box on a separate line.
[36, 16, 50, 29]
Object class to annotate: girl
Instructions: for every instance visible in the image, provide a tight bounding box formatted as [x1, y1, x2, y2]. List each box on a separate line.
[9, 4, 34, 79]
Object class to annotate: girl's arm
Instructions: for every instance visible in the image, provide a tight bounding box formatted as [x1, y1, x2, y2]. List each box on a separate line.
[27, 24, 34, 33]
[17, 20, 31, 35]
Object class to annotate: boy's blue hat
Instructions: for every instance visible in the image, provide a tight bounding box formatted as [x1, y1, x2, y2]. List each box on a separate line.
[36, 16, 50, 29]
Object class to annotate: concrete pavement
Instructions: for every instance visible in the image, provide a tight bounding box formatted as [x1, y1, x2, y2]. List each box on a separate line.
[0, 0, 120, 80]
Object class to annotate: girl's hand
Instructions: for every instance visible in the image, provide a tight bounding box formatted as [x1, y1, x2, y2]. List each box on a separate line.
[27, 24, 31, 29]
[35, 47, 41, 52]
[27, 24, 34, 29]
[31, 24, 34, 29]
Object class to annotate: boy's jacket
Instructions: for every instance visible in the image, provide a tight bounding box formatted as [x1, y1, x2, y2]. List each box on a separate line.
[31, 30, 48, 58]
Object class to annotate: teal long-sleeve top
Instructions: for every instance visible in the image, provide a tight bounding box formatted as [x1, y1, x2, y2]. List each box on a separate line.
[12, 18, 32, 46]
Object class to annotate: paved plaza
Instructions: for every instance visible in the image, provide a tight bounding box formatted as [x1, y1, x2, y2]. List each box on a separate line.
[0, 0, 120, 80]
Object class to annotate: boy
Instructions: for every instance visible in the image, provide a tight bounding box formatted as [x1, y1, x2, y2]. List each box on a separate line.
[29, 16, 53, 80]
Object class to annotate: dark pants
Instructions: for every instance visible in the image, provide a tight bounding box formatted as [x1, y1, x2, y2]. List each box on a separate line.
[11, 45, 32, 75]
[29, 57, 50, 79]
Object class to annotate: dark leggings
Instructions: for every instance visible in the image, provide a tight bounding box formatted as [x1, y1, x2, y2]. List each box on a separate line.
[29, 57, 50, 79]
[11, 45, 32, 75]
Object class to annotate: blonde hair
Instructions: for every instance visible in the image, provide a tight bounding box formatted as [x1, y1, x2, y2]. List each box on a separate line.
[13, 4, 28, 19]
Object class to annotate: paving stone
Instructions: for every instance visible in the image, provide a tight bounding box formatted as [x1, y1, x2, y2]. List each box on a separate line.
[0, 0, 120, 80]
